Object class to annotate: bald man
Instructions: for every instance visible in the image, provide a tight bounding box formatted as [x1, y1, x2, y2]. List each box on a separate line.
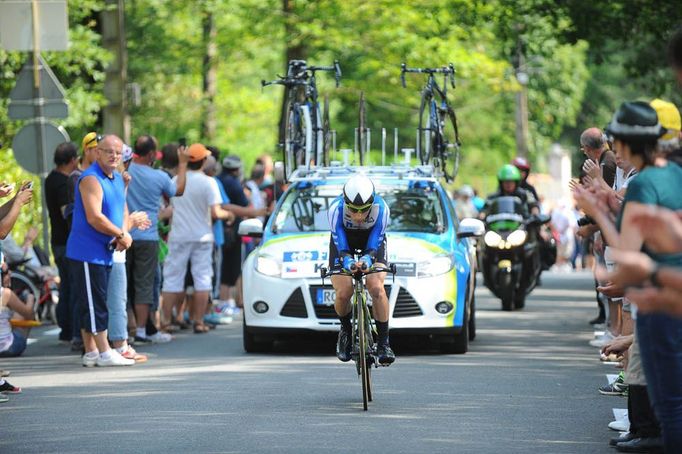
[66, 134, 135, 367]
[580, 127, 617, 188]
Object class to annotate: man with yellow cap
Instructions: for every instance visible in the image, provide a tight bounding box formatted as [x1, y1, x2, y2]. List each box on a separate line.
[61, 132, 101, 350]
[650, 99, 681, 166]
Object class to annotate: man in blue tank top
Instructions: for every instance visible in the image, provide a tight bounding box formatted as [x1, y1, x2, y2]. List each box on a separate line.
[66, 134, 135, 367]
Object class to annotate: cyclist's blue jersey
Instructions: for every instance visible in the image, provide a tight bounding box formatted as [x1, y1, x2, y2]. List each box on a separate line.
[327, 194, 390, 255]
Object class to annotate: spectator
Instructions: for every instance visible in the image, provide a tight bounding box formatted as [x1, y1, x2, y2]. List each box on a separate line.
[453, 185, 477, 219]
[106, 145, 151, 362]
[550, 200, 576, 272]
[66, 134, 135, 367]
[161, 144, 234, 333]
[581, 128, 617, 189]
[217, 156, 267, 310]
[45, 142, 79, 342]
[0, 181, 32, 395]
[126, 135, 188, 343]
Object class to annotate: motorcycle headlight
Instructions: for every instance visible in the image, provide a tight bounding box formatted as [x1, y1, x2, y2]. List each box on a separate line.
[256, 255, 281, 276]
[484, 231, 503, 248]
[506, 229, 527, 247]
[418, 255, 454, 278]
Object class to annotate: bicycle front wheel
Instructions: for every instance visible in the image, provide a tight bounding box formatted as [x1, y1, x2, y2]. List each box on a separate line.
[358, 294, 369, 411]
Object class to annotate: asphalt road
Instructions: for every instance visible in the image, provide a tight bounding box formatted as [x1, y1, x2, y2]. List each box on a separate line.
[0, 271, 623, 453]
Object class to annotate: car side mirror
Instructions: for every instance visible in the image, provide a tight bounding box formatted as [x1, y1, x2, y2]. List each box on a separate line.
[457, 218, 485, 239]
[238, 218, 264, 238]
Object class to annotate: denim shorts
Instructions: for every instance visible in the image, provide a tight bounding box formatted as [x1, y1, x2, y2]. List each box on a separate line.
[0, 330, 27, 357]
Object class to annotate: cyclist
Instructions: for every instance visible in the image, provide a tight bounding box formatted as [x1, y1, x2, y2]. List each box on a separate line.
[327, 175, 394, 366]
[511, 157, 540, 202]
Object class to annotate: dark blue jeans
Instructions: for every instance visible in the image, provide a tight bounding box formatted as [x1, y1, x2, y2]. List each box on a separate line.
[53, 246, 81, 342]
[636, 312, 682, 452]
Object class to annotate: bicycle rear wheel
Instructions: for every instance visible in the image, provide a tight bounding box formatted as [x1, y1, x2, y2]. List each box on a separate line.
[358, 294, 369, 411]
[322, 95, 331, 167]
[439, 106, 461, 182]
[417, 94, 436, 165]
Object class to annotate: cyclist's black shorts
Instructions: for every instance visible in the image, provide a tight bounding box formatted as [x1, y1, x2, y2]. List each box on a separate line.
[328, 234, 387, 269]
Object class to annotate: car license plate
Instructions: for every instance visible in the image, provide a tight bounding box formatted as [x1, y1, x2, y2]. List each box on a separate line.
[315, 288, 373, 306]
[316, 288, 336, 306]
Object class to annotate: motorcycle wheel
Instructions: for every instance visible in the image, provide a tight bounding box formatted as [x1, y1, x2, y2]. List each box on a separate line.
[501, 296, 513, 311]
[514, 296, 525, 310]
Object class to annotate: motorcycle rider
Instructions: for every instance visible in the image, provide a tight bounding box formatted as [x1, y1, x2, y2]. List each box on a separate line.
[480, 164, 539, 218]
[511, 157, 540, 203]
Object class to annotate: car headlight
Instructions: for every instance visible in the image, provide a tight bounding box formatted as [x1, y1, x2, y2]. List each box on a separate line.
[256, 255, 280, 276]
[506, 229, 527, 247]
[484, 231, 503, 248]
[418, 254, 454, 278]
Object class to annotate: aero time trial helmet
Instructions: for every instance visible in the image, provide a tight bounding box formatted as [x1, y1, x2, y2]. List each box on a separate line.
[343, 174, 375, 212]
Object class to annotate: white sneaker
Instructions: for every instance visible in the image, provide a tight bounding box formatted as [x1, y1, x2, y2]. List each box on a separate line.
[96, 350, 135, 367]
[590, 331, 615, 348]
[82, 354, 98, 368]
[148, 332, 172, 343]
[608, 419, 629, 432]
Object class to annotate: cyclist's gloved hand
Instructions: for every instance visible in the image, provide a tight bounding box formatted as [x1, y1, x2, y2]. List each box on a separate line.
[359, 254, 373, 270]
[342, 256, 357, 272]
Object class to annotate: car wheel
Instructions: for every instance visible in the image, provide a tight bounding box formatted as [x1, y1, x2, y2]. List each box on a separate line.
[441, 305, 469, 354]
[468, 292, 476, 341]
[242, 316, 273, 353]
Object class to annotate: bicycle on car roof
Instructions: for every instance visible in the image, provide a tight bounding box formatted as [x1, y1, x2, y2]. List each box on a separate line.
[262, 60, 341, 179]
[401, 62, 462, 182]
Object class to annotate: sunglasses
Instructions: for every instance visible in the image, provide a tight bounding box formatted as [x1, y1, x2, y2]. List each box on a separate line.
[347, 202, 372, 213]
[85, 134, 103, 148]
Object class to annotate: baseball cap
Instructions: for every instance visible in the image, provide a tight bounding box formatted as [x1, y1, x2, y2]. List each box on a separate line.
[82, 132, 99, 150]
[188, 143, 210, 162]
[650, 98, 681, 141]
[222, 155, 242, 170]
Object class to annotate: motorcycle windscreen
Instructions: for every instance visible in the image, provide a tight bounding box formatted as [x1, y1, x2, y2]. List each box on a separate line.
[485, 196, 526, 231]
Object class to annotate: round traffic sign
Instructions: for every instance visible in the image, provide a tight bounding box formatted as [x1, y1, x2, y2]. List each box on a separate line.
[12, 120, 70, 176]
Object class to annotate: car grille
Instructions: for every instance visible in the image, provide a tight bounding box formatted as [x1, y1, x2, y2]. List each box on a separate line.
[392, 288, 423, 318]
[280, 288, 308, 318]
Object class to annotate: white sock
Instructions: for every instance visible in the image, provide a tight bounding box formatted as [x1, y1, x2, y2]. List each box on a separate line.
[227, 298, 236, 307]
[136, 328, 146, 338]
[84, 350, 99, 359]
[115, 346, 127, 354]
[99, 350, 112, 360]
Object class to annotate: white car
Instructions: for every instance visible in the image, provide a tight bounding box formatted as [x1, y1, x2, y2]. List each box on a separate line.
[239, 166, 484, 353]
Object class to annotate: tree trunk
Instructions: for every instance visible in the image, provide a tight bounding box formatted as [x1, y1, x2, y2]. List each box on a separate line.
[202, 6, 217, 142]
[278, 0, 306, 151]
[101, 0, 130, 143]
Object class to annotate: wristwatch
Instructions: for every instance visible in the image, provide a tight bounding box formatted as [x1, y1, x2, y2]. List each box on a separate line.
[117, 231, 127, 240]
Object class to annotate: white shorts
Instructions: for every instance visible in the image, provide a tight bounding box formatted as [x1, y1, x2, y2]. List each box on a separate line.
[162, 241, 214, 292]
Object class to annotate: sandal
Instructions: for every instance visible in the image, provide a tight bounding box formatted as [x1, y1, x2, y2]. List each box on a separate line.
[193, 323, 210, 334]
[160, 324, 180, 334]
[172, 319, 190, 330]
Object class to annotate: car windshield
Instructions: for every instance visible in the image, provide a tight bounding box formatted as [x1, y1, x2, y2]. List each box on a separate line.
[271, 180, 446, 234]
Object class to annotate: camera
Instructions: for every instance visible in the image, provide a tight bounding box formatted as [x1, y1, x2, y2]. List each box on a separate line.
[577, 216, 595, 227]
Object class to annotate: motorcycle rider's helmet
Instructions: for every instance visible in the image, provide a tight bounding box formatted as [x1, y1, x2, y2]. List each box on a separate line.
[497, 164, 521, 182]
[343, 174, 375, 212]
[511, 157, 530, 172]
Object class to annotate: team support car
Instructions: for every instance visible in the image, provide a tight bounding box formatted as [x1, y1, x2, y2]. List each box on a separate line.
[238, 165, 484, 353]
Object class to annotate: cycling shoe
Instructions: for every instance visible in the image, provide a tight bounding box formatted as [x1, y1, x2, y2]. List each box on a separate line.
[336, 329, 352, 362]
[377, 342, 395, 366]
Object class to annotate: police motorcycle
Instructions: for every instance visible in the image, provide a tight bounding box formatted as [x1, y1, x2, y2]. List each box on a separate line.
[480, 196, 550, 311]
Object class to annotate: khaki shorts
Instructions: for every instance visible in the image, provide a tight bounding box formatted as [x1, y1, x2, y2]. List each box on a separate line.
[625, 327, 647, 386]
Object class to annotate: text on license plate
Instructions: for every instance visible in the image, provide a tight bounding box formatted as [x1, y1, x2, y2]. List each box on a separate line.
[315, 288, 372, 306]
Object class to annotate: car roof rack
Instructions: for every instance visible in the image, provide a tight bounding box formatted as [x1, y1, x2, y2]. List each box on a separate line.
[288, 164, 438, 182]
